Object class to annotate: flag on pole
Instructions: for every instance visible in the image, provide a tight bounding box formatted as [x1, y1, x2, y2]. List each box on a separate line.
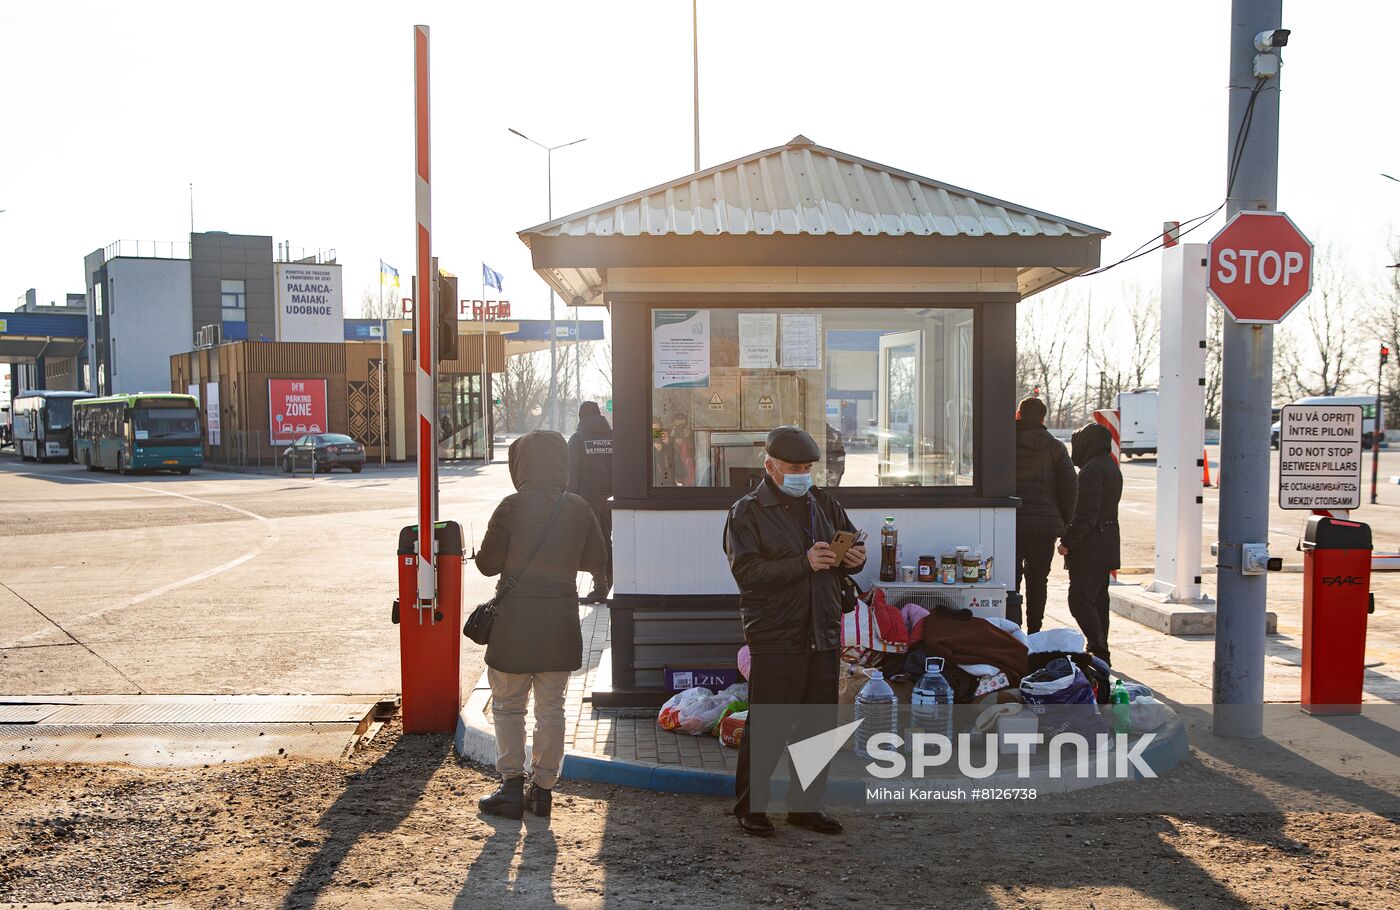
[379, 259, 400, 288]
[482, 263, 504, 292]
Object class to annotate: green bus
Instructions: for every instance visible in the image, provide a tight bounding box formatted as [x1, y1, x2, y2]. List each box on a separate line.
[73, 393, 203, 474]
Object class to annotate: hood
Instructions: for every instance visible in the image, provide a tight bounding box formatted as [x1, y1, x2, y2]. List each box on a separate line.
[578, 400, 601, 418]
[1071, 423, 1111, 468]
[1016, 420, 1054, 451]
[579, 412, 612, 434]
[508, 430, 569, 492]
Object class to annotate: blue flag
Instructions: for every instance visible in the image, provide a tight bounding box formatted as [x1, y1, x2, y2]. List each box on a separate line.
[482, 263, 504, 292]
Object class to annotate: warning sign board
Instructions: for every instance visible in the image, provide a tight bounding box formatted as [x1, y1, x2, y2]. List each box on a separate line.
[1277, 404, 1363, 510]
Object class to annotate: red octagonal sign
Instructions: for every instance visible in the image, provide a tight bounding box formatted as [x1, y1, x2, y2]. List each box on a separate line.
[1207, 211, 1313, 324]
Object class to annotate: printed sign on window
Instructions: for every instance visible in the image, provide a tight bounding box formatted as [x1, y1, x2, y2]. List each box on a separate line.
[652, 309, 710, 388]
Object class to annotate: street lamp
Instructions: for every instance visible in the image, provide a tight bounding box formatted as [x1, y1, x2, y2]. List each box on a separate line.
[508, 128, 587, 433]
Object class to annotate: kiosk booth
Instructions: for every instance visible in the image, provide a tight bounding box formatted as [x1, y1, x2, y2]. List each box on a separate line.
[518, 136, 1107, 706]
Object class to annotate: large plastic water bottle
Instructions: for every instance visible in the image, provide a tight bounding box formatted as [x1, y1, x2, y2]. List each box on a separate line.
[911, 657, 955, 740]
[853, 669, 899, 759]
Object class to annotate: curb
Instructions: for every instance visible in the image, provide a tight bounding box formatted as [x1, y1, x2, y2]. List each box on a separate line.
[456, 672, 1190, 798]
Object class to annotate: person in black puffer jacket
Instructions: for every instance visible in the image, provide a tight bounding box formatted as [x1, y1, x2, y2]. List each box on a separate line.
[569, 401, 614, 603]
[1013, 397, 1077, 632]
[1060, 422, 1123, 665]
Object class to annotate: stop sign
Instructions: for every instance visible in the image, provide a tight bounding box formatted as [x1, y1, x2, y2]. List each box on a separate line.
[1207, 211, 1313, 324]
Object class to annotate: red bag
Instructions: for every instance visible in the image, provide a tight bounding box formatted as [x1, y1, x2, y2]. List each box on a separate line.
[718, 710, 747, 748]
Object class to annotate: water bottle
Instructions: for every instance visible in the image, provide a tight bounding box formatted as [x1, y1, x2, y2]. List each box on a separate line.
[911, 657, 955, 740]
[853, 669, 899, 759]
[879, 516, 898, 582]
[1111, 679, 1131, 734]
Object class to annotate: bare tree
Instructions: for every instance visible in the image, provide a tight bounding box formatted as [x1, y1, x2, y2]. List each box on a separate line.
[1204, 301, 1225, 428]
[1124, 284, 1161, 390]
[1276, 247, 1361, 401]
[1017, 290, 1085, 427]
[1365, 236, 1400, 428]
[496, 351, 549, 434]
[359, 284, 402, 320]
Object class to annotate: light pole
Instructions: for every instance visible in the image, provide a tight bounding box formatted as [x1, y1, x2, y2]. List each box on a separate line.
[508, 128, 586, 433]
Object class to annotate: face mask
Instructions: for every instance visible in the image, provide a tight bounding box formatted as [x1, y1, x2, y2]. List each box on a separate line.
[780, 472, 814, 496]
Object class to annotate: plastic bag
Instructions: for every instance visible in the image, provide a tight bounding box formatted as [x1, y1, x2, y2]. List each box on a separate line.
[1129, 695, 1168, 733]
[1020, 657, 1108, 739]
[719, 710, 748, 748]
[1026, 628, 1086, 655]
[979, 615, 1030, 649]
[658, 686, 713, 732]
[737, 645, 752, 681]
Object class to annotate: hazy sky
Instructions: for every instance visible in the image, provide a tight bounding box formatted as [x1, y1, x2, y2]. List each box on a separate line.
[3, 1, 1397, 324]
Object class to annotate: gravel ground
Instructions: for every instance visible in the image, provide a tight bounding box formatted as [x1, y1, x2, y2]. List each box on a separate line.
[3, 719, 1400, 910]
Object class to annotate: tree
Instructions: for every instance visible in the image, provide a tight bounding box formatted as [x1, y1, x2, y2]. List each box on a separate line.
[1017, 289, 1085, 427]
[1204, 301, 1225, 428]
[359, 284, 403, 320]
[1365, 236, 1400, 427]
[1276, 247, 1361, 401]
[1123, 284, 1161, 391]
[496, 350, 549, 435]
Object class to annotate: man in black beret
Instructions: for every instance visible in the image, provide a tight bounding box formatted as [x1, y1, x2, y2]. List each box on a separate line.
[723, 425, 866, 837]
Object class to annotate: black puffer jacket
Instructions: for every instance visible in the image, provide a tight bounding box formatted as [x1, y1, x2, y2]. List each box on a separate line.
[568, 406, 613, 502]
[477, 431, 607, 673]
[722, 478, 865, 654]
[1015, 421, 1078, 536]
[1063, 423, 1122, 571]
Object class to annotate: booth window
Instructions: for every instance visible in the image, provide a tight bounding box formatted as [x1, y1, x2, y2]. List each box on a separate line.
[650, 306, 975, 489]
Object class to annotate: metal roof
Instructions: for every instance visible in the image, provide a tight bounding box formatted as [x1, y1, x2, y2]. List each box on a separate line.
[519, 135, 1107, 304]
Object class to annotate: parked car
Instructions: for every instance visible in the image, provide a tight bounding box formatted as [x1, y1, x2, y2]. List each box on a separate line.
[281, 433, 366, 473]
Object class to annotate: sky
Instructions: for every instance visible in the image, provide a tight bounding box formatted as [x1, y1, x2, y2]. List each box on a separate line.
[3, 1, 1398, 331]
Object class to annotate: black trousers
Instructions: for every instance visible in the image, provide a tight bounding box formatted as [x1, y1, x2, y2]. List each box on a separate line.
[584, 497, 612, 592]
[734, 648, 839, 817]
[1068, 568, 1112, 665]
[1014, 531, 1058, 632]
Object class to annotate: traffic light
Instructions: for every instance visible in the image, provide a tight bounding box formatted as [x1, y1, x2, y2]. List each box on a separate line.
[1382, 344, 1390, 368]
[437, 267, 458, 361]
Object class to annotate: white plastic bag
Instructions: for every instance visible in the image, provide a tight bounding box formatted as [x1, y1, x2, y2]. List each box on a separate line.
[679, 692, 739, 735]
[657, 686, 714, 731]
[1026, 628, 1086, 655]
[979, 615, 1031, 649]
[1129, 694, 1168, 733]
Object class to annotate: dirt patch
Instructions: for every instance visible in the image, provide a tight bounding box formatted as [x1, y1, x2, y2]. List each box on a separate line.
[2, 719, 1399, 909]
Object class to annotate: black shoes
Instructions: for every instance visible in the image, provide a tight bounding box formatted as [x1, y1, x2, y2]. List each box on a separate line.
[737, 812, 775, 836]
[787, 812, 843, 834]
[524, 780, 552, 818]
[478, 775, 525, 819]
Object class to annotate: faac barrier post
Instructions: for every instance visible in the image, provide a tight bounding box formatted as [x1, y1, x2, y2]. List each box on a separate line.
[394, 24, 462, 734]
[1301, 516, 1374, 713]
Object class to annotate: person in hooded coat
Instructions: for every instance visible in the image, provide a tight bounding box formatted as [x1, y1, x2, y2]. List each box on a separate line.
[1059, 422, 1123, 665]
[475, 430, 607, 821]
[1013, 396, 1078, 632]
[568, 401, 614, 603]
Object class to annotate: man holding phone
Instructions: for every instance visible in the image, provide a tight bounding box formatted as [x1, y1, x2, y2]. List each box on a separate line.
[723, 426, 866, 837]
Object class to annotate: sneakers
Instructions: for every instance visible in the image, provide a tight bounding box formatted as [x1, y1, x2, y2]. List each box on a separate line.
[477, 775, 525, 819]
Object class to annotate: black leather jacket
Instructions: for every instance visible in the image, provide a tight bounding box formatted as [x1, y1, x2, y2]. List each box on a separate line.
[722, 478, 864, 653]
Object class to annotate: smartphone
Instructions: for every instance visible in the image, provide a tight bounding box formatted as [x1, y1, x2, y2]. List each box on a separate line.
[829, 530, 858, 561]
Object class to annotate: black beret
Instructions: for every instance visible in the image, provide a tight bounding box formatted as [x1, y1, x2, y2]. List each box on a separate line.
[765, 426, 821, 463]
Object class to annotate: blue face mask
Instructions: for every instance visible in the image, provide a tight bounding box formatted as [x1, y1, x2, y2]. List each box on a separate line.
[780, 472, 814, 496]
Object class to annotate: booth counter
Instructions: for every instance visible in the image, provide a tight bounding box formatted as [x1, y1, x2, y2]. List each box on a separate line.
[519, 135, 1107, 706]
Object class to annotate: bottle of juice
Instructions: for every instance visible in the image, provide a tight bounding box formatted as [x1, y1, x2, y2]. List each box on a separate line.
[879, 516, 898, 582]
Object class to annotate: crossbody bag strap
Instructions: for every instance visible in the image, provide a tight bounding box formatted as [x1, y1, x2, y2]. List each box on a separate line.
[498, 492, 568, 596]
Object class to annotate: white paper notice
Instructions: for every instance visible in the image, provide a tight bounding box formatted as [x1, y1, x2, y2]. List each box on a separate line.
[738, 313, 778, 369]
[780, 314, 822, 369]
[652, 309, 710, 388]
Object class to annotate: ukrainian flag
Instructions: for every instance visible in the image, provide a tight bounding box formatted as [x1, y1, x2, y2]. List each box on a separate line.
[379, 259, 400, 288]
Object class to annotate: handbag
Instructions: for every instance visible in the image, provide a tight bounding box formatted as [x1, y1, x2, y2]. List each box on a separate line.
[463, 492, 567, 645]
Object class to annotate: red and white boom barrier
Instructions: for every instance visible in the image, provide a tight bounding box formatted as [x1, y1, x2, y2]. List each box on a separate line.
[1093, 408, 1121, 461]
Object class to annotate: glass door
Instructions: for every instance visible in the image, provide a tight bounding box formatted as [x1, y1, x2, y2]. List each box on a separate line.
[877, 330, 923, 486]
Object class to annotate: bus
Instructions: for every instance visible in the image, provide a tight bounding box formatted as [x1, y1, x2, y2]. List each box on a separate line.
[73, 393, 203, 474]
[12, 390, 94, 462]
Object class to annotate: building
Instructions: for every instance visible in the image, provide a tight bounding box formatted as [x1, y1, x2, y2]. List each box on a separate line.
[83, 233, 343, 397]
[518, 134, 1108, 704]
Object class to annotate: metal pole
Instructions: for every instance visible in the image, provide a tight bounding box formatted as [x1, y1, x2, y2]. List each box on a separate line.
[1373, 351, 1383, 504]
[413, 24, 437, 617]
[1214, 0, 1283, 738]
[379, 280, 387, 469]
[482, 281, 489, 462]
[547, 146, 558, 433]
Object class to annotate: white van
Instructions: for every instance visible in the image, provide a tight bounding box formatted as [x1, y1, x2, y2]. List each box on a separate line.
[1270, 395, 1384, 450]
[1116, 389, 1158, 458]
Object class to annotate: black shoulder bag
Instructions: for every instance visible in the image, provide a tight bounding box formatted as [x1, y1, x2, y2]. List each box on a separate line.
[464, 493, 567, 645]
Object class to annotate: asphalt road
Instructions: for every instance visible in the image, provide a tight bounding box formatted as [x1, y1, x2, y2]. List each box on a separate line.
[0, 454, 515, 696]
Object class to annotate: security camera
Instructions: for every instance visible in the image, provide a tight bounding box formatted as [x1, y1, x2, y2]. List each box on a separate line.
[1254, 28, 1290, 51]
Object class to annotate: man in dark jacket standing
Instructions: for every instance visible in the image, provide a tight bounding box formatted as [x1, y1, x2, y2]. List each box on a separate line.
[1013, 397, 1078, 632]
[1059, 422, 1123, 665]
[568, 401, 613, 603]
[723, 426, 865, 837]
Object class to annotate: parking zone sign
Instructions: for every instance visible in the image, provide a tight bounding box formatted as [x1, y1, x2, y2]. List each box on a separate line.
[1277, 404, 1363, 510]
